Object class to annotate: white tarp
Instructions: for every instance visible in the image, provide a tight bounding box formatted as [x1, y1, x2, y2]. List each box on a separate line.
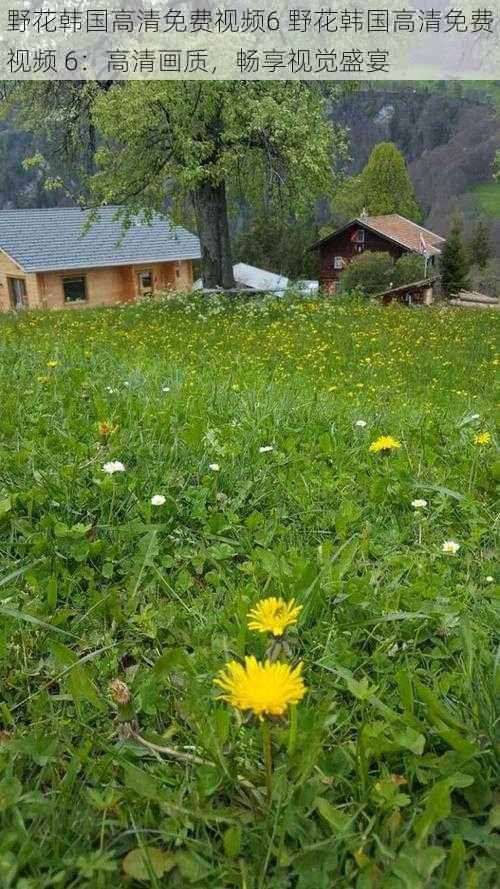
[193, 263, 318, 295]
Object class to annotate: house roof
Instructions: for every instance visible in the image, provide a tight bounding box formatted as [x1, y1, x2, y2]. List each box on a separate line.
[0, 206, 201, 273]
[310, 214, 445, 256]
[375, 275, 440, 298]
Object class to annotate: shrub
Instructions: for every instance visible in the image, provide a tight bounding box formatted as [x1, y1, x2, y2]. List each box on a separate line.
[338, 251, 394, 296]
[392, 253, 427, 286]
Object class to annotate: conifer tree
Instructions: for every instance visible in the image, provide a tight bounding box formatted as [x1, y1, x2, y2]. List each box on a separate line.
[440, 215, 471, 296]
[469, 218, 491, 270]
[333, 142, 421, 222]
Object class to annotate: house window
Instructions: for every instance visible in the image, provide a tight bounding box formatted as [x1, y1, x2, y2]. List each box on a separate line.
[63, 276, 87, 303]
[7, 276, 27, 309]
[353, 229, 365, 243]
[138, 270, 153, 296]
[333, 256, 343, 270]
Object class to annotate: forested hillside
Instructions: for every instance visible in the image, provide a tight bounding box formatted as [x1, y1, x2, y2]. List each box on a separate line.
[332, 83, 500, 254]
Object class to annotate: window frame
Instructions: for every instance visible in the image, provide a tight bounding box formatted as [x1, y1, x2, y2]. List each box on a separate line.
[333, 256, 344, 270]
[137, 269, 154, 296]
[62, 275, 87, 304]
[7, 276, 27, 309]
[353, 228, 365, 244]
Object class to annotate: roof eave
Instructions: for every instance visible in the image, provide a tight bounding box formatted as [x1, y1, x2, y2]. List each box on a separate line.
[0, 245, 28, 272]
[375, 275, 440, 298]
[22, 253, 201, 274]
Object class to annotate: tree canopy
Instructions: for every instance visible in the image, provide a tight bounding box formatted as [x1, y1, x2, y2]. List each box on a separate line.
[91, 82, 345, 286]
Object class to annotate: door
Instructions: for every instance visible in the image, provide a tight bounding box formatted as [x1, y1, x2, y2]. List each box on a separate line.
[8, 277, 27, 309]
[137, 270, 153, 298]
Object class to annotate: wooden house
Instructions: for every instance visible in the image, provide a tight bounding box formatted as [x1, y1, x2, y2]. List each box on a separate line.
[0, 206, 201, 311]
[310, 213, 445, 291]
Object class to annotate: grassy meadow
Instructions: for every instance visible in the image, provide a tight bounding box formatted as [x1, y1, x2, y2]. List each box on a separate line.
[0, 295, 499, 888]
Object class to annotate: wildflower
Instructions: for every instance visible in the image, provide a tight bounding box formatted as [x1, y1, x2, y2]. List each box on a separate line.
[150, 494, 166, 506]
[37, 375, 49, 384]
[486, 576, 494, 583]
[98, 421, 117, 437]
[208, 463, 220, 472]
[105, 386, 118, 394]
[259, 445, 274, 453]
[46, 360, 58, 368]
[473, 431, 491, 446]
[102, 461, 125, 474]
[109, 679, 131, 705]
[161, 386, 170, 394]
[411, 499, 428, 509]
[248, 597, 302, 637]
[355, 420, 367, 428]
[442, 540, 460, 555]
[214, 656, 306, 719]
[369, 436, 401, 453]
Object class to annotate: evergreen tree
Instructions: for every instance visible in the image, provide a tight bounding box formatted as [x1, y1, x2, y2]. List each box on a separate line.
[469, 218, 491, 270]
[332, 142, 422, 222]
[440, 215, 471, 296]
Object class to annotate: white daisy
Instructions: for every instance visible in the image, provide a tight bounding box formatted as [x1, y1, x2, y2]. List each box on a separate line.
[355, 420, 367, 428]
[151, 494, 166, 506]
[161, 386, 170, 394]
[259, 445, 274, 453]
[442, 540, 460, 555]
[102, 461, 125, 474]
[411, 499, 428, 509]
[208, 463, 220, 472]
[486, 576, 494, 583]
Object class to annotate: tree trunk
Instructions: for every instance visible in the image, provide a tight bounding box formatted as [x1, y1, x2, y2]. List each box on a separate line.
[193, 181, 235, 289]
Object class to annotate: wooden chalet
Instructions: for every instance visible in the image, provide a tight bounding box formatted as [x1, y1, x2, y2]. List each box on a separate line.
[310, 213, 445, 291]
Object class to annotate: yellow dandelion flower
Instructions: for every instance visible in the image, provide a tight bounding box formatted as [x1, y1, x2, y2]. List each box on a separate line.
[369, 435, 401, 453]
[248, 597, 302, 637]
[37, 375, 49, 384]
[214, 656, 306, 718]
[98, 421, 118, 437]
[46, 360, 58, 368]
[473, 431, 491, 446]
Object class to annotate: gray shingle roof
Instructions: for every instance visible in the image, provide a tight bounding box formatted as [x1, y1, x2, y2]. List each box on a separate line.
[0, 206, 201, 273]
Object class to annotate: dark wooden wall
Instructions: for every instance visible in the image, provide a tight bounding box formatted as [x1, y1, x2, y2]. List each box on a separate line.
[317, 224, 406, 290]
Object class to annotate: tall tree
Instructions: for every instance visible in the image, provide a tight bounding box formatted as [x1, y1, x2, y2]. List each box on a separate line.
[440, 215, 470, 296]
[91, 83, 344, 288]
[469, 218, 491, 270]
[333, 142, 421, 222]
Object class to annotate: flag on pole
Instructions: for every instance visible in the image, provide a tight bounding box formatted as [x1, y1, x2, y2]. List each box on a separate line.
[419, 233, 429, 256]
[419, 233, 431, 276]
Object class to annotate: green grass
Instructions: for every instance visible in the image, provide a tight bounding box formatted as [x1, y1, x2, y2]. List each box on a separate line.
[470, 181, 500, 218]
[0, 295, 499, 888]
